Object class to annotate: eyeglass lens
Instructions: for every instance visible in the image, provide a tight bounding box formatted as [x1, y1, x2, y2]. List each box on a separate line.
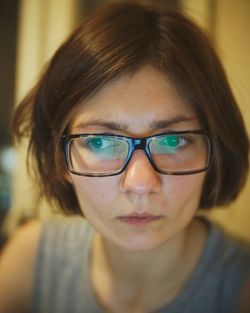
[149, 134, 208, 173]
[69, 136, 129, 174]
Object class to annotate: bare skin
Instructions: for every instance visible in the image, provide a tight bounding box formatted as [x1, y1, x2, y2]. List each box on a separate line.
[0, 220, 42, 313]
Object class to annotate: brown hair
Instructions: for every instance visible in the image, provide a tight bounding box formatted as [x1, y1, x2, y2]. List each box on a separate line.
[13, 1, 249, 214]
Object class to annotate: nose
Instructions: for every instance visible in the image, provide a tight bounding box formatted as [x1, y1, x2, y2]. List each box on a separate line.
[120, 150, 162, 195]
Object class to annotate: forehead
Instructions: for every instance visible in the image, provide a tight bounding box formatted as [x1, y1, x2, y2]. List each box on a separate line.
[70, 65, 198, 133]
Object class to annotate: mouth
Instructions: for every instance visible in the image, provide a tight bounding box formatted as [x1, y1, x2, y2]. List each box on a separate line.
[118, 213, 162, 226]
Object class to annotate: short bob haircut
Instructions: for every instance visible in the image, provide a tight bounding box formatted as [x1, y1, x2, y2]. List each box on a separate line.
[13, 1, 249, 214]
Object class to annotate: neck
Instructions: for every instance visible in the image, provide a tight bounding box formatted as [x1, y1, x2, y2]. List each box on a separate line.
[97, 227, 188, 285]
[91, 218, 207, 311]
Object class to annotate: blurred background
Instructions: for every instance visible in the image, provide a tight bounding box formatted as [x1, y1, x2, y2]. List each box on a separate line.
[0, 0, 249, 242]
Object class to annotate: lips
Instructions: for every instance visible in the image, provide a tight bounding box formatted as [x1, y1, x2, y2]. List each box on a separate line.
[118, 212, 162, 226]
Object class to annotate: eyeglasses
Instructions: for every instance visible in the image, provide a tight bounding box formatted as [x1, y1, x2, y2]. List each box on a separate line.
[62, 130, 211, 177]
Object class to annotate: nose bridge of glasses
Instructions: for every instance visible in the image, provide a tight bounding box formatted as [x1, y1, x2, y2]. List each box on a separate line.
[132, 138, 147, 149]
[129, 137, 152, 164]
[130, 138, 151, 158]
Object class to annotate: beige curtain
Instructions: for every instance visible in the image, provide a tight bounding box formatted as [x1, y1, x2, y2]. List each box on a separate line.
[6, 0, 78, 234]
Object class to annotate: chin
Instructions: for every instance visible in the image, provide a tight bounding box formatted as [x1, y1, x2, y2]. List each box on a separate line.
[113, 234, 168, 252]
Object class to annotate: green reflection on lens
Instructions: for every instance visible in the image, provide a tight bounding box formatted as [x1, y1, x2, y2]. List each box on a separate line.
[165, 135, 179, 147]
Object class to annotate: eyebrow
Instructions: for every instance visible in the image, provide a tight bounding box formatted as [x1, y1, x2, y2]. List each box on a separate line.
[73, 116, 197, 132]
[74, 120, 128, 131]
[150, 116, 197, 129]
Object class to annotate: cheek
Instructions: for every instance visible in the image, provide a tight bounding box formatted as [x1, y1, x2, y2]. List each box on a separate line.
[162, 174, 205, 214]
[70, 175, 120, 213]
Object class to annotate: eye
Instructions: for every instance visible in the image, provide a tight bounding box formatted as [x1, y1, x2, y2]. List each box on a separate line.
[160, 135, 180, 147]
[85, 137, 115, 151]
[158, 135, 188, 148]
[79, 136, 128, 159]
[150, 134, 190, 154]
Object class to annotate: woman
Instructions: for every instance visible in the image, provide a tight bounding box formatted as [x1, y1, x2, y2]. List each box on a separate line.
[0, 2, 250, 312]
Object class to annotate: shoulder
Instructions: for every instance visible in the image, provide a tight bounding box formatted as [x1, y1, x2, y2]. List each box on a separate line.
[206, 220, 250, 276]
[0, 219, 42, 313]
[34, 216, 93, 267]
[206, 220, 250, 308]
[200, 218, 250, 265]
[32, 216, 93, 312]
[238, 276, 250, 313]
[41, 215, 93, 246]
[222, 235, 250, 312]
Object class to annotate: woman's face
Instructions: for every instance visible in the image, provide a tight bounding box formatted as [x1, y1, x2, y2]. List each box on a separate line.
[69, 65, 206, 251]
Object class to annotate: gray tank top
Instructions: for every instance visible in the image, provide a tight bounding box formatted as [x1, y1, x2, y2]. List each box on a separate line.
[32, 216, 250, 313]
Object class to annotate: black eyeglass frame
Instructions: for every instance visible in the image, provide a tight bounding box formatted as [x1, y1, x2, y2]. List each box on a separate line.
[62, 130, 212, 177]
